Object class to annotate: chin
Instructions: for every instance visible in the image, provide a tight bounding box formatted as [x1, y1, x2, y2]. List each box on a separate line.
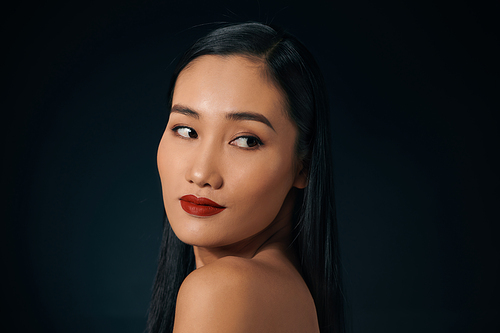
[174, 229, 234, 248]
[167, 216, 228, 247]
[170, 219, 260, 249]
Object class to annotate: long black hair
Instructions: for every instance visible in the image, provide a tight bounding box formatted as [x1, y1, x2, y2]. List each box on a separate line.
[147, 22, 345, 333]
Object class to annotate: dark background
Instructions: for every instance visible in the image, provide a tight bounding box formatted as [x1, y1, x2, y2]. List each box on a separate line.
[3, 0, 498, 332]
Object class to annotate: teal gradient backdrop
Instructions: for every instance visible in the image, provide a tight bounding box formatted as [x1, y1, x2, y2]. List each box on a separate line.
[3, 1, 498, 332]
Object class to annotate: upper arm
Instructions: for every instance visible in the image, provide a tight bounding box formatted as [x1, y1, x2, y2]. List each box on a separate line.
[173, 258, 263, 333]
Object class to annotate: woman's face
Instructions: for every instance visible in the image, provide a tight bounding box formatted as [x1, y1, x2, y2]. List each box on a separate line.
[157, 55, 306, 248]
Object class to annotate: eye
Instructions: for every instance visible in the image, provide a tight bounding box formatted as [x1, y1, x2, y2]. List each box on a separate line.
[172, 126, 198, 139]
[230, 136, 263, 149]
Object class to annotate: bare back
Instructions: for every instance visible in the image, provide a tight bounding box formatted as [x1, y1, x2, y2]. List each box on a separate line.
[173, 248, 319, 333]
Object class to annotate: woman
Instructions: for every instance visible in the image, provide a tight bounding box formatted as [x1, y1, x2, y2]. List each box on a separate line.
[148, 22, 345, 333]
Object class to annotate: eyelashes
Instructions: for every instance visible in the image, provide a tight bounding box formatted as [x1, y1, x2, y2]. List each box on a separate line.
[171, 125, 263, 149]
[173, 126, 198, 139]
[229, 136, 263, 148]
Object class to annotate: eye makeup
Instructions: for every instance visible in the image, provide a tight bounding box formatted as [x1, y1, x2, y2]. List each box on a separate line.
[229, 135, 264, 149]
[172, 125, 198, 139]
[170, 123, 265, 150]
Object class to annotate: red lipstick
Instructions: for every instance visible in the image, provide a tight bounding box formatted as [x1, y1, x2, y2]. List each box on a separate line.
[180, 195, 226, 217]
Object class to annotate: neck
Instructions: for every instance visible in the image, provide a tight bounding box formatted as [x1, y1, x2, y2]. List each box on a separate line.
[193, 188, 298, 269]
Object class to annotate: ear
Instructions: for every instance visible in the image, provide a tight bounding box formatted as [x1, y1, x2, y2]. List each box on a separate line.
[292, 164, 308, 189]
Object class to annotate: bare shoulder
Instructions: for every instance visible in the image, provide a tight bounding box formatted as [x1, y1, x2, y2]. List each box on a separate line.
[173, 256, 319, 333]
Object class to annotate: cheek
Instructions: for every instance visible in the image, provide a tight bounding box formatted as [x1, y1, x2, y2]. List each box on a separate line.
[234, 158, 291, 190]
[227, 153, 295, 212]
[157, 134, 181, 199]
[157, 134, 169, 183]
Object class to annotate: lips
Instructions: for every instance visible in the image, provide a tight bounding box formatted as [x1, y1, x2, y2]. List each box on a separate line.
[180, 195, 226, 217]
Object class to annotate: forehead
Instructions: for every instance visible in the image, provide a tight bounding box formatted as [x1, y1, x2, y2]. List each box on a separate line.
[172, 55, 288, 120]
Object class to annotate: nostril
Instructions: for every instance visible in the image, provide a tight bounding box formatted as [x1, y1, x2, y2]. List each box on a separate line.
[185, 156, 223, 189]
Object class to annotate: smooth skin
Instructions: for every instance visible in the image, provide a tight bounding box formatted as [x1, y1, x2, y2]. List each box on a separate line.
[157, 55, 319, 332]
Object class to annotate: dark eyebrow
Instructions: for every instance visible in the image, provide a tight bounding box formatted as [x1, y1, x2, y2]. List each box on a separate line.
[171, 104, 275, 132]
[171, 104, 200, 119]
[226, 112, 275, 132]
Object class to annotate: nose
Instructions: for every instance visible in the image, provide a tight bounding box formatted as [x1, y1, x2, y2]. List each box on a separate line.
[185, 144, 223, 189]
